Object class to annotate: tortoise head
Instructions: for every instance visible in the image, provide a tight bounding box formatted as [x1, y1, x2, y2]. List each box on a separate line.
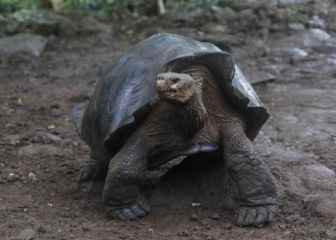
[156, 72, 197, 104]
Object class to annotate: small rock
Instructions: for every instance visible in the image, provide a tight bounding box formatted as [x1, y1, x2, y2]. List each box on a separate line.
[309, 28, 331, 41]
[287, 48, 308, 62]
[207, 24, 227, 34]
[177, 230, 190, 237]
[5, 134, 21, 145]
[37, 225, 47, 233]
[18, 144, 61, 157]
[308, 16, 326, 29]
[288, 23, 305, 32]
[210, 213, 220, 220]
[303, 28, 331, 47]
[34, 132, 62, 144]
[301, 164, 336, 191]
[191, 202, 201, 207]
[211, 6, 236, 21]
[47, 124, 56, 130]
[28, 172, 37, 182]
[7, 173, 19, 182]
[326, 230, 336, 239]
[190, 214, 199, 221]
[50, 108, 63, 117]
[0, 33, 48, 57]
[277, 0, 309, 6]
[16, 228, 36, 240]
[304, 195, 336, 218]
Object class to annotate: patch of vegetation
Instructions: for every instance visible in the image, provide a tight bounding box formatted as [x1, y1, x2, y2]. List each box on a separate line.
[0, 0, 42, 13]
[0, 0, 237, 14]
[287, 5, 310, 24]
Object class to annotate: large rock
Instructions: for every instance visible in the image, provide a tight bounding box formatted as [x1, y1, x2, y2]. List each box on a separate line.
[308, 16, 326, 29]
[301, 164, 336, 192]
[18, 144, 61, 157]
[11, 9, 77, 36]
[277, 29, 332, 49]
[303, 28, 331, 47]
[0, 33, 47, 57]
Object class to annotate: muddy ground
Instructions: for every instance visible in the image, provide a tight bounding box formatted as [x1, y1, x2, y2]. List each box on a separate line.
[1, 4, 336, 240]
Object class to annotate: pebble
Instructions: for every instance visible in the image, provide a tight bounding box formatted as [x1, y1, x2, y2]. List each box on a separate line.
[210, 213, 220, 220]
[7, 173, 19, 182]
[177, 230, 190, 237]
[28, 172, 37, 182]
[288, 23, 305, 32]
[190, 213, 199, 221]
[287, 48, 308, 62]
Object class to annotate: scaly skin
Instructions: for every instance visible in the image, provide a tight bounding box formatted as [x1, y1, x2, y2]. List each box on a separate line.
[80, 65, 277, 226]
[185, 65, 277, 227]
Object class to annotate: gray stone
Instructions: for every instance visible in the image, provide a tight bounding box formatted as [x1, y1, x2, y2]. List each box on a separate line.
[211, 6, 236, 21]
[5, 134, 21, 145]
[277, 0, 309, 6]
[269, 144, 317, 164]
[11, 9, 77, 36]
[272, 47, 308, 62]
[304, 195, 336, 218]
[303, 28, 331, 47]
[0, 33, 47, 57]
[280, 28, 332, 49]
[301, 164, 336, 191]
[28, 172, 37, 182]
[7, 173, 20, 182]
[16, 228, 36, 240]
[18, 144, 61, 157]
[308, 16, 326, 30]
[286, 48, 308, 61]
[288, 23, 305, 32]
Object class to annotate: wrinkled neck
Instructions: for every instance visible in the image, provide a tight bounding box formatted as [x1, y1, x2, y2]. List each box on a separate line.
[172, 65, 211, 138]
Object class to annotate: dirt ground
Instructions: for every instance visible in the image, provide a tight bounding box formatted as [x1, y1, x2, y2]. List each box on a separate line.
[1, 7, 336, 240]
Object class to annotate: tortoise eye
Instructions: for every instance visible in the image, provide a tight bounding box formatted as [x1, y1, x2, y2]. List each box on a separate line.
[171, 78, 179, 83]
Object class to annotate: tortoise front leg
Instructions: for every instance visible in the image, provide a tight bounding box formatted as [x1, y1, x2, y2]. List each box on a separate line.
[221, 121, 277, 227]
[102, 129, 150, 220]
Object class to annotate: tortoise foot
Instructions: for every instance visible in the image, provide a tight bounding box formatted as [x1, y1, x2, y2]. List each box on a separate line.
[235, 205, 274, 227]
[107, 195, 151, 221]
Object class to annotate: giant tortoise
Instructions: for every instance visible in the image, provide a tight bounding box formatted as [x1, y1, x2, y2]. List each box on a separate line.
[75, 33, 277, 227]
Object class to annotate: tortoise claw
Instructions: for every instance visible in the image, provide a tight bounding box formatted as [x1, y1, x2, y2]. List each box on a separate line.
[107, 195, 151, 221]
[235, 205, 274, 227]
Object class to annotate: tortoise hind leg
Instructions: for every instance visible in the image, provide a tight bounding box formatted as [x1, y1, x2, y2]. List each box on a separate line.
[102, 129, 150, 220]
[220, 121, 278, 227]
[79, 149, 110, 195]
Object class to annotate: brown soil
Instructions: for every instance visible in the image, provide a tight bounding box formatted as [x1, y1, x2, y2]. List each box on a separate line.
[1, 14, 336, 240]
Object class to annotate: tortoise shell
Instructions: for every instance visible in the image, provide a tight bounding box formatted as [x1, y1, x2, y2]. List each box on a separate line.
[80, 33, 269, 156]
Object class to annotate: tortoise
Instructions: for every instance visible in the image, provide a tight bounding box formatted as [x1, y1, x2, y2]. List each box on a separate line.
[75, 33, 277, 227]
